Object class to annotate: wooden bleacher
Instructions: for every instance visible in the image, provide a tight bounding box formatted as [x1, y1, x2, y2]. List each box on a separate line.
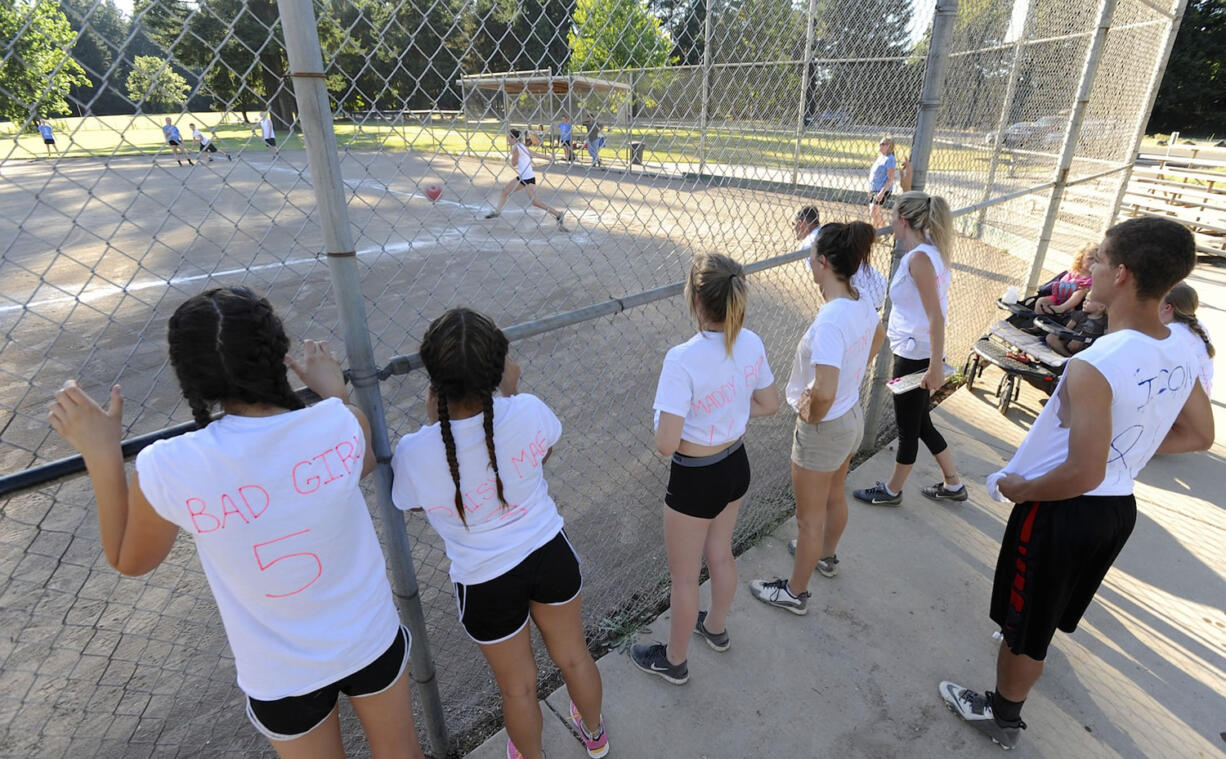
[1124, 153, 1226, 256]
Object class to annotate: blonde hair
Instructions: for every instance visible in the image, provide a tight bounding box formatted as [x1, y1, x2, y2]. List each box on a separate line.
[880, 136, 895, 155]
[1070, 242, 1096, 275]
[895, 191, 953, 262]
[1165, 282, 1215, 358]
[686, 253, 747, 357]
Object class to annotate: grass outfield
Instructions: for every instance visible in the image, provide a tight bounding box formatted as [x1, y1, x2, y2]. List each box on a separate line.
[2, 112, 1000, 172]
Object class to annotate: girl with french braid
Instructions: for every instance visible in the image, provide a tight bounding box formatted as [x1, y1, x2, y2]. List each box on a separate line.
[391, 308, 608, 759]
[1161, 281, 1215, 394]
[49, 287, 424, 758]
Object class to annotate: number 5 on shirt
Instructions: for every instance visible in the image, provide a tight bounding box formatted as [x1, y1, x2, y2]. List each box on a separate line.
[253, 529, 322, 598]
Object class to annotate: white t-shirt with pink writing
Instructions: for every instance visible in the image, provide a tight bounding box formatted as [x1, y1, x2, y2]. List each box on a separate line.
[390, 393, 564, 586]
[653, 329, 775, 446]
[135, 398, 399, 701]
[786, 295, 880, 420]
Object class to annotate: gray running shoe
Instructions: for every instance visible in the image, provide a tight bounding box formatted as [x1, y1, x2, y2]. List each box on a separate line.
[785, 540, 839, 577]
[693, 611, 730, 652]
[939, 681, 1026, 750]
[923, 482, 969, 501]
[749, 578, 809, 615]
[630, 642, 688, 685]
[556, 210, 566, 229]
[853, 481, 902, 506]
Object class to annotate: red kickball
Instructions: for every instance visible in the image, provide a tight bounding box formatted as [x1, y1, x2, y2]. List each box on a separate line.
[425, 183, 443, 202]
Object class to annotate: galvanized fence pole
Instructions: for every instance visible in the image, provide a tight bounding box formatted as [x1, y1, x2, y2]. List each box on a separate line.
[859, 0, 958, 455]
[699, 0, 713, 175]
[275, 0, 450, 755]
[791, 0, 818, 188]
[1104, 0, 1188, 231]
[974, 1, 1035, 238]
[1025, 0, 1121, 292]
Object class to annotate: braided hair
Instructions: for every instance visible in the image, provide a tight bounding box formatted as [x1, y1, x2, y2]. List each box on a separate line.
[167, 287, 304, 428]
[418, 308, 510, 526]
[1164, 282, 1215, 358]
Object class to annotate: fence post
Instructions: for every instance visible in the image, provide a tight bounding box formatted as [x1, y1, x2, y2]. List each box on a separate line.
[275, 1, 450, 756]
[791, 0, 818, 188]
[858, 0, 958, 455]
[1104, 0, 1189, 231]
[699, 0, 713, 175]
[974, 1, 1035, 238]
[1025, 0, 1121, 292]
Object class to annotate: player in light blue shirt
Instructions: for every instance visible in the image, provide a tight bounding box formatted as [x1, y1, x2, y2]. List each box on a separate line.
[37, 120, 57, 157]
[868, 136, 897, 228]
[163, 117, 193, 166]
[558, 115, 574, 162]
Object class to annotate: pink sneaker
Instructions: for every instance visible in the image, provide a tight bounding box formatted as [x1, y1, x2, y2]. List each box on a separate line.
[506, 738, 523, 759]
[568, 700, 609, 758]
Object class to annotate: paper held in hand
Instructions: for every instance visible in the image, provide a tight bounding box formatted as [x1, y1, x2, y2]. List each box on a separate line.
[886, 362, 957, 395]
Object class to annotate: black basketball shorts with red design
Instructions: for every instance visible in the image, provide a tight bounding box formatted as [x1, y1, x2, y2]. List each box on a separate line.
[990, 494, 1136, 661]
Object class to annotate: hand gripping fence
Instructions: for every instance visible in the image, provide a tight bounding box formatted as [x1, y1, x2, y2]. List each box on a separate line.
[0, 0, 1187, 755]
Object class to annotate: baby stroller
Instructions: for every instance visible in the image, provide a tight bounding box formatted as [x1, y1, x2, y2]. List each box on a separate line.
[962, 274, 1102, 414]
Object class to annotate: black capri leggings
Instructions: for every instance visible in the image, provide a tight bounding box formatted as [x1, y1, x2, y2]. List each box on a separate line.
[891, 354, 949, 465]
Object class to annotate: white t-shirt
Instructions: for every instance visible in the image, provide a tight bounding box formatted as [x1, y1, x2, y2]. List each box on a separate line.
[653, 329, 775, 446]
[801, 226, 887, 310]
[786, 296, 880, 420]
[391, 394, 563, 585]
[134, 399, 399, 700]
[986, 329, 1202, 501]
[1171, 320, 1214, 395]
[260, 118, 275, 140]
[514, 143, 535, 181]
[192, 128, 210, 146]
[887, 242, 950, 360]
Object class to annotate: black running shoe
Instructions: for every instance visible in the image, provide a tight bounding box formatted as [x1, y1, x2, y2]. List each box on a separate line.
[853, 481, 902, 506]
[630, 642, 688, 685]
[922, 482, 968, 501]
[939, 681, 1026, 750]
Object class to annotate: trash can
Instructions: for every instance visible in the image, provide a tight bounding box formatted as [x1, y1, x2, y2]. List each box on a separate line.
[629, 141, 644, 165]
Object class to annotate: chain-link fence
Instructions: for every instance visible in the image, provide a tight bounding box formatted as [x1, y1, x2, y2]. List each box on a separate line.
[0, 0, 1184, 755]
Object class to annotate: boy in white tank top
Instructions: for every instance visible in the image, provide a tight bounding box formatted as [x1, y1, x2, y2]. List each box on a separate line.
[939, 218, 1214, 750]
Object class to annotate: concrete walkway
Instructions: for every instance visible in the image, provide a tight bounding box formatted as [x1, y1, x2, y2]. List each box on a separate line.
[466, 266, 1226, 759]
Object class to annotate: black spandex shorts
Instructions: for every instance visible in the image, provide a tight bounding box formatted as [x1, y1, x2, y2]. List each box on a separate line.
[43, 138, 55, 145]
[870, 190, 892, 206]
[245, 624, 409, 741]
[519, 177, 537, 186]
[202, 143, 218, 153]
[455, 530, 581, 644]
[167, 140, 181, 146]
[561, 139, 572, 146]
[665, 440, 750, 519]
[990, 495, 1136, 661]
[264, 137, 276, 147]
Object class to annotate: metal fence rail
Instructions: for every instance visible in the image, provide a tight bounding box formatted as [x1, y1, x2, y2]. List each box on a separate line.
[1, 0, 1182, 755]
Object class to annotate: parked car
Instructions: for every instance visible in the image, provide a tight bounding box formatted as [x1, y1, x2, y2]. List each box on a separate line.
[809, 110, 852, 128]
[985, 121, 1038, 147]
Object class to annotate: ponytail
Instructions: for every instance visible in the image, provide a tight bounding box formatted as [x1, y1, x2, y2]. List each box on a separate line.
[896, 191, 953, 263]
[686, 253, 748, 357]
[816, 221, 875, 282]
[1165, 282, 1216, 358]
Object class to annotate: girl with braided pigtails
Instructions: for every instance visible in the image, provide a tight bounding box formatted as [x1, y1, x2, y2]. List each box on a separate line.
[48, 287, 424, 759]
[390, 308, 607, 759]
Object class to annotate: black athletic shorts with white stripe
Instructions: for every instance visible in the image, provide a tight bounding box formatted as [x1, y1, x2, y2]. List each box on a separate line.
[990, 494, 1136, 661]
[454, 530, 581, 644]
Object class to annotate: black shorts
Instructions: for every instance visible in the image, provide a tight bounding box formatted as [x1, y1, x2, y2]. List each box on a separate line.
[518, 177, 536, 186]
[43, 138, 55, 145]
[665, 440, 751, 519]
[245, 624, 410, 741]
[990, 495, 1136, 661]
[455, 530, 581, 644]
[167, 140, 181, 146]
[561, 139, 572, 146]
[201, 143, 218, 153]
[264, 137, 276, 147]
[870, 190, 892, 206]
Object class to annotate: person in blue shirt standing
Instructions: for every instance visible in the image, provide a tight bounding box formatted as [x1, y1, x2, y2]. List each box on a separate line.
[559, 114, 574, 163]
[868, 136, 897, 229]
[37, 120, 58, 157]
[163, 117, 193, 167]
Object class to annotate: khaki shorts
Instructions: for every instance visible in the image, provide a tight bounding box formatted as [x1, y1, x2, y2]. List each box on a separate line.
[791, 405, 863, 472]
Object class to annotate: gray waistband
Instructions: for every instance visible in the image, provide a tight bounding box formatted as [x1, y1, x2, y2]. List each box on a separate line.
[671, 438, 744, 468]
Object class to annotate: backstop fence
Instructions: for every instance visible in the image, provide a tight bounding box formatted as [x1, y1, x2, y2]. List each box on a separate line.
[0, 0, 1184, 755]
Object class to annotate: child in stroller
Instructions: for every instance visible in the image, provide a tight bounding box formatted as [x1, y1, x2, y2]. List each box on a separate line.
[1033, 243, 1094, 315]
[1045, 295, 1107, 356]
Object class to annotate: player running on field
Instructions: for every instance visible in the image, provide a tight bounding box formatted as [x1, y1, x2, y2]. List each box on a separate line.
[484, 129, 566, 229]
[190, 123, 231, 162]
[163, 117, 193, 166]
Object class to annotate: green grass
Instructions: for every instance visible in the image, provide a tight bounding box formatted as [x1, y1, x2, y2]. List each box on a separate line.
[2, 111, 998, 173]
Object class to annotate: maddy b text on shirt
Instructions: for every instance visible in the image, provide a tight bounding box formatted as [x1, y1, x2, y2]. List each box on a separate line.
[182, 434, 362, 534]
[422, 426, 552, 525]
[687, 354, 768, 444]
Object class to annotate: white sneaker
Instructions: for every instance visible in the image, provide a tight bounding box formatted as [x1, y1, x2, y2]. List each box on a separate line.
[938, 681, 1026, 750]
[748, 578, 809, 615]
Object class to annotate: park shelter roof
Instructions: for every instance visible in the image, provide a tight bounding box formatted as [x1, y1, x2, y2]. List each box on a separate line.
[458, 70, 631, 95]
